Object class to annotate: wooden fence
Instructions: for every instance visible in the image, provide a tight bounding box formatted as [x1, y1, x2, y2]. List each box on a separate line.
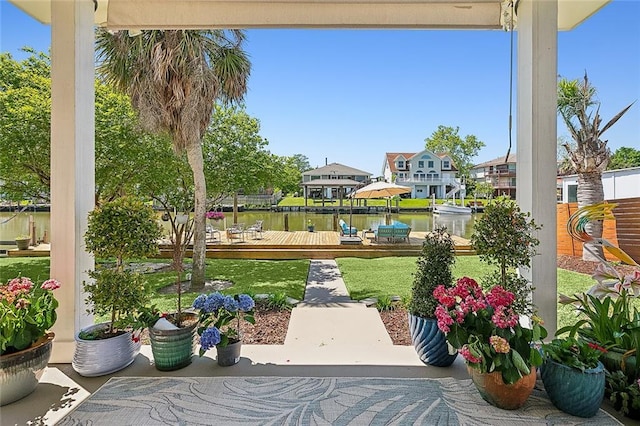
[557, 197, 640, 264]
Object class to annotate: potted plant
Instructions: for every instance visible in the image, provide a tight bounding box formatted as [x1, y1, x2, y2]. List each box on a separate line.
[1, 276, 60, 405]
[193, 292, 255, 366]
[14, 235, 30, 250]
[540, 337, 607, 417]
[307, 219, 314, 232]
[606, 370, 640, 420]
[74, 196, 163, 377]
[407, 225, 457, 367]
[470, 196, 541, 315]
[434, 277, 547, 410]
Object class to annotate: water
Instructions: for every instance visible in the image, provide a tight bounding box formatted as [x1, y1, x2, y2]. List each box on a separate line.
[0, 210, 477, 249]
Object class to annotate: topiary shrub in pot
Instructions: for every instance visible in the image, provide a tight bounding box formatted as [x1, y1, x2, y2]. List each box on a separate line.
[408, 225, 457, 367]
[73, 196, 163, 377]
[470, 196, 541, 316]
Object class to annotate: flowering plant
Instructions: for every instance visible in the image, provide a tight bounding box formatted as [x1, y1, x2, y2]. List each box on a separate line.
[192, 292, 255, 354]
[607, 370, 640, 417]
[542, 337, 606, 372]
[1, 277, 60, 355]
[434, 277, 547, 384]
[206, 211, 225, 221]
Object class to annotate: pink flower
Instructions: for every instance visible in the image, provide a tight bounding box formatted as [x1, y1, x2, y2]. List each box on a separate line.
[41, 279, 61, 291]
[8, 277, 33, 294]
[433, 285, 456, 308]
[489, 335, 510, 353]
[486, 286, 515, 308]
[491, 305, 519, 329]
[15, 298, 30, 309]
[435, 305, 454, 332]
[459, 345, 482, 364]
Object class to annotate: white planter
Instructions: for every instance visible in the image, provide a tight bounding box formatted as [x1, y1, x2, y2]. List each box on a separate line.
[176, 214, 189, 224]
[72, 323, 141, 377]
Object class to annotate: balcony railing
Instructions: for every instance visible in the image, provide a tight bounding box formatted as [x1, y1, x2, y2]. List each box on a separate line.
[396, 177, 458, 185]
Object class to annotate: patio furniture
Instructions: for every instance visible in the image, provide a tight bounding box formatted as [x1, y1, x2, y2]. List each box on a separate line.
[245, 220, 264, 240]
[374, 222, 411, 243]
[226, 223, 245, 242]
[338, 219, 357, 236]
[206, 225, 221, 242]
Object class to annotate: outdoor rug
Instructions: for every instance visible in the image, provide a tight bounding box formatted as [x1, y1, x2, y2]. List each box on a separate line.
[57, 376, 621, 425]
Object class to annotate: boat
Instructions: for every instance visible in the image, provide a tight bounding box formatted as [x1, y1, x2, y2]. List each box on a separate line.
[433, 203, 472, 215]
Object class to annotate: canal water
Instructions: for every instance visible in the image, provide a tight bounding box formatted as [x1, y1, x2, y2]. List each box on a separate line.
[0, 210, 477, 249]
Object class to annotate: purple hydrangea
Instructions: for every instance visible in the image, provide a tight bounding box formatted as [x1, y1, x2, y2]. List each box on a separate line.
[237, 294, 255, 312]
[223, 296, 239, 312]
[204, 292, 225, 313]
[200, 327, 221, 351]
[192, 294, 207, 310]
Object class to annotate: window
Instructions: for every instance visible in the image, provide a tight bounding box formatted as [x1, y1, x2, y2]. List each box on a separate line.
[397, 160, 404, 169]
[428, 160, 434, 168]
[418, 160, 424, 168]
[443, 160, 450, 169]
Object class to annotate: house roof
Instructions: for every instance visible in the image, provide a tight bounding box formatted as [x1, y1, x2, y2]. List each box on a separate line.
[472, 154, 517, 169]
[385, 152, 457, 172]
[302, 162, 371, 177]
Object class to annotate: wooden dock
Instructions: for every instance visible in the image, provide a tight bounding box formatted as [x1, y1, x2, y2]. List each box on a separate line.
[6, 231, 474, 260]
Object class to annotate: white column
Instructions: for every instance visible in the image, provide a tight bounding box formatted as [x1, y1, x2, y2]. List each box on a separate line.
[50, 0, 95, 362]
[516, 0, 558, 335]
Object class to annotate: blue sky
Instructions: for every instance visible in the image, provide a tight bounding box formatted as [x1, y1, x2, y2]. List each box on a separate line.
[1, 1, 639, 175]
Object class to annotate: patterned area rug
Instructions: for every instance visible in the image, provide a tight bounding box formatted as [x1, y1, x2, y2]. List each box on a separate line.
[58, 376, 621, 425]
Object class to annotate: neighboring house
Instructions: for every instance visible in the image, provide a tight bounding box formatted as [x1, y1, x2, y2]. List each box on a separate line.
[382, 150, 458, 199]
[559, 166, 640, 203]
[301, 162, 372, 204]
[470, 154, 517, 198]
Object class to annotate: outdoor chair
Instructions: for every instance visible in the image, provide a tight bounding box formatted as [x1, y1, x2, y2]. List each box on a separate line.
[338, 219, 357, 236]
[206, 224, 221, 242]
[246, 220, 264, 240]
[227, 223, 245, 242]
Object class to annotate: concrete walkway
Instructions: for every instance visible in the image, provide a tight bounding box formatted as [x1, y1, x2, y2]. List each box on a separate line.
[285, 260, 393, 349]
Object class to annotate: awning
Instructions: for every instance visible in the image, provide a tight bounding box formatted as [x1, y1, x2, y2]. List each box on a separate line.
[9, 0, 611, 31]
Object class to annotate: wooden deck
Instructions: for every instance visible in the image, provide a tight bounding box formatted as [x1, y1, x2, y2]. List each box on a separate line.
[6, 231, 473, 260]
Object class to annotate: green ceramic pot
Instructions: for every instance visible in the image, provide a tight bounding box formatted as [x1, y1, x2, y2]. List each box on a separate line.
[148, 313, 197, 371]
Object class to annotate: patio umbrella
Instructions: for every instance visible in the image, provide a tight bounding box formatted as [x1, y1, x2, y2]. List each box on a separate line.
[350, 181, 411, 226]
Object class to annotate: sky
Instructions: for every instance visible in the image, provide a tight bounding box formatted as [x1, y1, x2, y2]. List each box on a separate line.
[1, 0, 639, 176]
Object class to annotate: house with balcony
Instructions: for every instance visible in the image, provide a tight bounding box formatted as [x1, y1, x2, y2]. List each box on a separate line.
[470, 154, 517, 198]
[301, 162, 372, 206]
[382, 150, 458, 199]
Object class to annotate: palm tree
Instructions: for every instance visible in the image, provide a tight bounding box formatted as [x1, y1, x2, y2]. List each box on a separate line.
[557, 73, 633, 261]
[96, 30, 250, 289]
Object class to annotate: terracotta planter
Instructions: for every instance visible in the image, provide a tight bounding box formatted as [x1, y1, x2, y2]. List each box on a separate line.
[216, 340, 241, 366]
[148, 313, 198, 371]
[467, 365, 536, 410]
[0, 332, 54, 406]
[541, 359, 605, 418]
[408, 313, 457, 367]
[72, 323, 141, 377]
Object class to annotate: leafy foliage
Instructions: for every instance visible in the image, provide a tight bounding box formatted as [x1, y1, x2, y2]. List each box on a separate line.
[542, 337, 605, 372]
[607, 370, 640, 416]
[409, 226, 455, 318]
[424, 125, 485, 178]
[608, 147, 640, 170]
[83, 196, 163, 334]
[471, 196, 540, 315]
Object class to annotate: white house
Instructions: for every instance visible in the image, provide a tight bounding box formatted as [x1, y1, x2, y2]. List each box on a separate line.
[301, 162, 372, 204]
[560, 166, 640, 203]
[470, 154, 518, 198]
[382, 150, 458, 199]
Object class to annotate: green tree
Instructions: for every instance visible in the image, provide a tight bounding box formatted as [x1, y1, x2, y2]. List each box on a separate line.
[608, 147, 640, 170]
[557, 73, 634, 261]
[274, 154, 312, 195]
[424, 125, 485, 178]
[473, 182, 495, 199]
[96, 30, 251, 290]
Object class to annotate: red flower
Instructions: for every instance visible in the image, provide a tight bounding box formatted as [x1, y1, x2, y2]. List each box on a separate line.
[587, 342, 608, 353]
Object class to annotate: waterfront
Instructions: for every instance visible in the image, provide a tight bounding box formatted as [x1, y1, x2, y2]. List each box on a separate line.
[0, 210, 477, 249]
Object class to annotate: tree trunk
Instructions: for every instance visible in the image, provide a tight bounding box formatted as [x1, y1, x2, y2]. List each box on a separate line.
[233, 193, 239, 224]
[186, 141, 207, 289]
[577, 171, 605, 262]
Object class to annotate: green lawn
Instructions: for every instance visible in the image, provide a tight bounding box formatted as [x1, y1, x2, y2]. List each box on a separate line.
[0, 256, 598, 332]
[0, 258, 309, 315]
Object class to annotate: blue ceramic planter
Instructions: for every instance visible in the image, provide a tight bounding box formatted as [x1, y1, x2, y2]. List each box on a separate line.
[541, 359, 605, 418]
[408, 313, 457, 367]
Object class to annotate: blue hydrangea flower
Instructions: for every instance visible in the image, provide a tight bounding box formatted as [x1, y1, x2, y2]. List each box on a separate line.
[223, 296, 239, 312]
[204, 292, 225, 313]
[200, 327, 221, 351]
[237, 294, 255, 312]
[192, 294, 207, 310]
